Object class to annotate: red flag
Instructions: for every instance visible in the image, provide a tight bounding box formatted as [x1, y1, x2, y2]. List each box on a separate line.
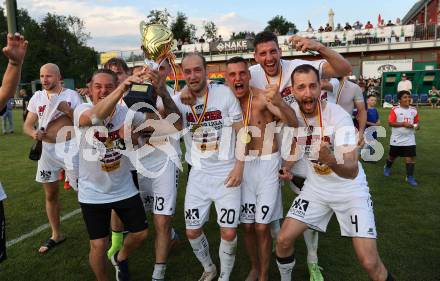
[378, 14, 382, 26]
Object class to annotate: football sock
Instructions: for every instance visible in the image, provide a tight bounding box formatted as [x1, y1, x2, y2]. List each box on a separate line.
[406, 163, 415, 177]
[152, 263, 167, 280]
[276, 254, 296, 281]
[171, 227, 177, 240]
[107, 231, 123, 259]
[218, 236, 237, 281]
[303, 229, 319, 264]
[385, 159, 393, 168]
[189, 233, 215, 272]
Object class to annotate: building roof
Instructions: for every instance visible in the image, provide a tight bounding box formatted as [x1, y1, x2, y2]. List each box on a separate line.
[402, 0, 432, 24]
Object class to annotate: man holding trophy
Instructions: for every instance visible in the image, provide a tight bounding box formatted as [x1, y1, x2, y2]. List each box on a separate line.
[129, 23, 184, 281]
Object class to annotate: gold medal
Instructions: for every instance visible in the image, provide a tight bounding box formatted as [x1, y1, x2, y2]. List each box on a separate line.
[240, 131, 252, 144]
[313, 163, 332, 175]
[191, 124, 201, 133]
[241, 90, 253, 145]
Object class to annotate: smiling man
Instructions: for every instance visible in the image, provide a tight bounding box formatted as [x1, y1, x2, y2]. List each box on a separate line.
[250, 31, 352, 281]
[172, 52, 245, 281]
[275, 64, 393, 281]
[225, 56, 297, 281]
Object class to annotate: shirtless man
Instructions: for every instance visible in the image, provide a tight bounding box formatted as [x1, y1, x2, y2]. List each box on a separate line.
[225, 56, 297, 281]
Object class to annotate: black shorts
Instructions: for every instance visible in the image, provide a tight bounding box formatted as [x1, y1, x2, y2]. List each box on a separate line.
[0, 200, 6, 263]
[389, 145, 416, 158]
[80, 194, 148, 240]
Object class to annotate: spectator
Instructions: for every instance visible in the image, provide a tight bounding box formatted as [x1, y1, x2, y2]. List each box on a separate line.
[365, 21, 374, 29]
[428, 85, 439, 108]
[318, 26, 324, 32]
[378, 19, 385, 27]
[218, 35, 223, 42]
[19, 88, 30, 121]
[324, 23, 333, 32]
[177, 38, 183, 51]
[396, 18, 402, 25]
[306, 20, 314, 32]
[363, 94, 381, 160]
[1, 97, 14, 134]
[397, 73, 412, 93]
[344, 22, 352, 30]
[198, 37, 205, 43]
[353, 21, 363, 30]
[335, 23, 343, 31]
[386, 20, 395, 26]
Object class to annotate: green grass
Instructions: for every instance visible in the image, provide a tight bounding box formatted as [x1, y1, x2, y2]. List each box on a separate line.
[0, 108, 439, 280]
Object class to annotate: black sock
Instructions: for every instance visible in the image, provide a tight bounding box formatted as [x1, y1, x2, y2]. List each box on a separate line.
[386, 159, 394, 168]
[386, 272, 395, 281]
[406, 163, 415, 177]
[276, 254, 295, 264]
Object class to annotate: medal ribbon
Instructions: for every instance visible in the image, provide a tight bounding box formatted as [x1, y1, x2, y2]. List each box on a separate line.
[335, 79, 345, 105]
[299, 100, 324, 139]
[190, 87, 209, 126]
[243, 89, 253, 130]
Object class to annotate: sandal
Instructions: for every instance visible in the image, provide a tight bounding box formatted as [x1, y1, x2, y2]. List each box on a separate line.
[39, 237, 66, 253]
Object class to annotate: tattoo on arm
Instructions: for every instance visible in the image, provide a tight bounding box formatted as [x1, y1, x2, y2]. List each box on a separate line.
[160, 94, 180, 116]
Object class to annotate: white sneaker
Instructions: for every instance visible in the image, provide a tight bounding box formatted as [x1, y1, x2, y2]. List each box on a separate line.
[198, 264, 217, 281]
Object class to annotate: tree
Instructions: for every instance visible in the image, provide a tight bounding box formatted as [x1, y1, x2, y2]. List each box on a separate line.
[203, 21, 218, 41]
[230, 31, 255, 40]
[67, 16, 90, 44]
[146, 8, 171, 26]
[264, 15, 297, 35]
[0, 9, 97, 87]
[171, 12, 197, 43]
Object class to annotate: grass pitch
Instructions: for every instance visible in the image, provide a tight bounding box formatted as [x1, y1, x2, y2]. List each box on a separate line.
[0, 108, 439, 280]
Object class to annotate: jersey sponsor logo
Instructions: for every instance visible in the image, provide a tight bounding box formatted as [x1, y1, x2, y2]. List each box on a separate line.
[289, 198, 309, 218]
[39, 170, 52, 181]
[240, 203, 256, 220]
[142, 195, 154, 210]
[185, 208, 200, 226]
[186, 110, 223, 123]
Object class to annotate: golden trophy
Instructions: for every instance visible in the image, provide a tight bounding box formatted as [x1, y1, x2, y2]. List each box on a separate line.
[124, 22, 178, 112]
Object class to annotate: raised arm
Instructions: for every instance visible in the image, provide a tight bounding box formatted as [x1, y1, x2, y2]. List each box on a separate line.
[0, 33, 28, 109]
[289, 36, 352, 79]
[79, 75, 143, 127]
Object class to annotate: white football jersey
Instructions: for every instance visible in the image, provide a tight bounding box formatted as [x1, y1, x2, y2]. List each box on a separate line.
[74, 103, 139, 204]
[388, 105, 419, 146]
[27, 88, 81, 128]
[292, 102, 370, 199]
[173, 84, 242, 177]
[327, 78, 364, 114]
